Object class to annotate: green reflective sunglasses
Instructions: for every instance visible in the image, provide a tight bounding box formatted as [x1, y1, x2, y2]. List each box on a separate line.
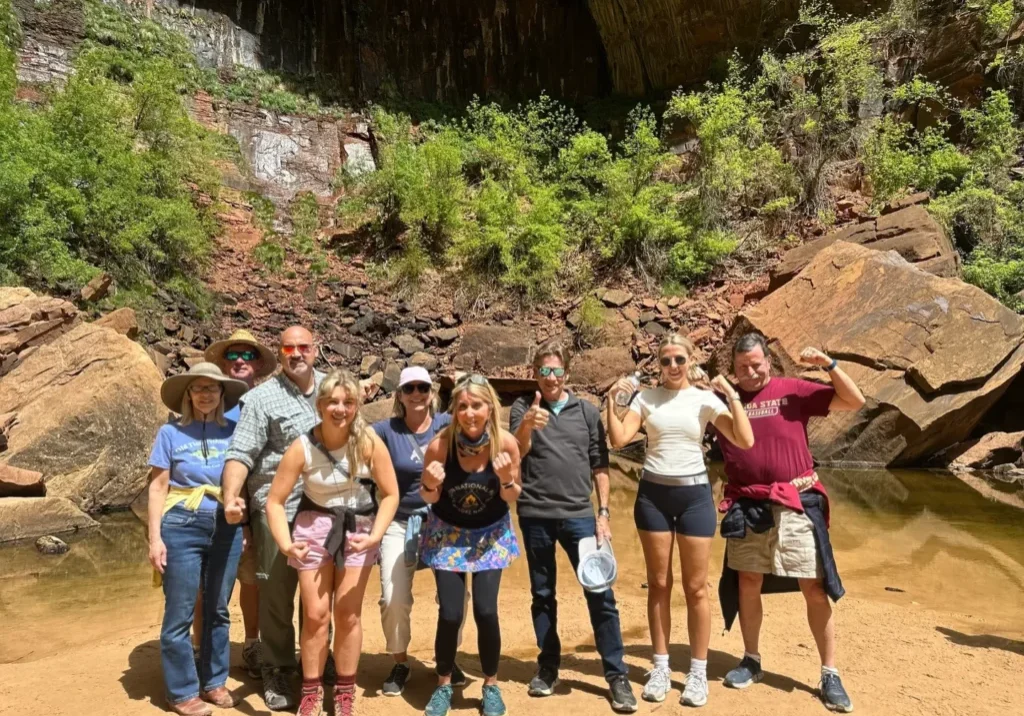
[538, 366, 565, 378]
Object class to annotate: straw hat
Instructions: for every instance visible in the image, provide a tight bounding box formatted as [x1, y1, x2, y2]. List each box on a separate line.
[160, 362, 249, 413]
[205, 329, 277, 378]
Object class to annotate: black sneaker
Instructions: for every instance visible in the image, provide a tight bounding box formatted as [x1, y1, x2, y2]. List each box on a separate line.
[724, 656, 764, 689]
[528, 666, 559, 697]
[609, 675, 638, 713]
[819, 672, 854, 713]
[383, 663, 411, 697]
[450, 662, 467, 687]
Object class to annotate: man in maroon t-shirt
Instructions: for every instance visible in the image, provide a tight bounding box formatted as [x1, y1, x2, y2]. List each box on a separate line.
[717, 333, 864, 713]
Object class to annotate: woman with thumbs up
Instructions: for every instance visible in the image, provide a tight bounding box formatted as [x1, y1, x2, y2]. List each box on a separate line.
[510, 339, 637, 712]
[418, 374, 522, 716]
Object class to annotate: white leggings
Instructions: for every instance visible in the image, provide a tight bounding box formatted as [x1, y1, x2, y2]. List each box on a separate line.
[378, 517, 467, 654]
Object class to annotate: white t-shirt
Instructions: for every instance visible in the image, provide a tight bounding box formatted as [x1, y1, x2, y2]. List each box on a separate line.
[629, 386, 729, 475]
[299, 434, 375, 510]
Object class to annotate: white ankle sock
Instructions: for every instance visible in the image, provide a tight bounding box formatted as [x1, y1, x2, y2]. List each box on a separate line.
[822, 665, 839, 677]
[744, 652, 761, 663]
[652, 653, 670, 671]
[689, 658, 707, 677]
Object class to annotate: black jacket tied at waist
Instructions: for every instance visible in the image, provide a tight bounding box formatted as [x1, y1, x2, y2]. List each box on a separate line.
[297, 493, 375, 570]
[718, 491, 845, 632]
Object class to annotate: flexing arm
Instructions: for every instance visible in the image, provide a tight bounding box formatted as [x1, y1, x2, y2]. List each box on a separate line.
[496, 430, 522, 503]
[710, 375, 755, 450]
[419, 435, 447, 505]
[605, 378, 643, 449]
[799, 347, 866, 412]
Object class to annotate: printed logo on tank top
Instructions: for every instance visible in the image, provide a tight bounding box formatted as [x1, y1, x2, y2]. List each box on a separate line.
[744, 396, 789, 419]
[449, 482, 495, 515]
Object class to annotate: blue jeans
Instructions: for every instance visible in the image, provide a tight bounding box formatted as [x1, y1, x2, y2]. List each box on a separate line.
[160, 505, 242, 704]
[518, 515, 627, 681]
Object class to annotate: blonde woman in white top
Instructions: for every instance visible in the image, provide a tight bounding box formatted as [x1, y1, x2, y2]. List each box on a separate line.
[267, 370, 399, 716]
[606, 335, 753, 709]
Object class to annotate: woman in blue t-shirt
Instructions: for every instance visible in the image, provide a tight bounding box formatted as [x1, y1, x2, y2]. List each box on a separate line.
[372, 366, 472, 696]
[146, 362, 248, 716]
[418, 374, 522, 716]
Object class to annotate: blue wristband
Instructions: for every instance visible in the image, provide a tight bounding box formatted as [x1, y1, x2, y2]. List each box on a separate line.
[827, 359, 838, 371]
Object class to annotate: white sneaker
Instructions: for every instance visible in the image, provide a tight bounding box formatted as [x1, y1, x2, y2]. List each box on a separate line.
[641, 666, 672, 703]
[681, 671, 708, 707]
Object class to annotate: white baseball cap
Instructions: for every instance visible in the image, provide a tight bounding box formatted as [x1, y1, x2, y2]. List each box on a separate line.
[398, 366, 432, 387]
[576, 535, 618, 593]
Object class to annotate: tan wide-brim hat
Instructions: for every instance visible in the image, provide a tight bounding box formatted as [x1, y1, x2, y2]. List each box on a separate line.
[160, 362, 249, 414]
[205, 329, 278, 379]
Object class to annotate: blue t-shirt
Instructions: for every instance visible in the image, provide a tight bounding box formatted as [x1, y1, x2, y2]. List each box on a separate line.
[372, 413, 452, 516]
[148, 417, 238, 511]
[225, 404, 241, 423]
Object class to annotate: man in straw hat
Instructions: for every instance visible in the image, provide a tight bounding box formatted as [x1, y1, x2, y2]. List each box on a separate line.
[221, 326, 328, 711]
[202, 329, 278, 679]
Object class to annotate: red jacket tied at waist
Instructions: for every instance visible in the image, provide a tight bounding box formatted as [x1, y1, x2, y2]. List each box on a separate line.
[718, 470, 831, 528]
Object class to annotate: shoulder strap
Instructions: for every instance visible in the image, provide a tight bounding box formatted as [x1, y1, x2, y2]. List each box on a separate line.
[402, 430, 427, 464]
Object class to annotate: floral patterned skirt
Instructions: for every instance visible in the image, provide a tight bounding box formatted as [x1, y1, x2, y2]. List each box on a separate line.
[419, 509, 520, 572]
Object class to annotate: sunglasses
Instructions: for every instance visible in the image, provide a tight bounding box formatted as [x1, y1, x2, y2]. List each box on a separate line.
[401, 383, 432, 395]
[224, 349, 259, 362]
[660, 355, 688, 367]
[189, 384, 223, 395]
[537, 366, 565, 378]
[281, 344, 315, 356]
[456, 373, 489, 386]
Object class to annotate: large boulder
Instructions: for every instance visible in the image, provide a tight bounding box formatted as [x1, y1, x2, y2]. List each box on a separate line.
[0, 497, 98, 544]
[0, 287, 79, 377]
[0, 322, 167, 512]
[714, 242, 1024, 466]
[455, 325, 534, 372]
[570, 346, 635, 389]
[769, 204, 958, 291]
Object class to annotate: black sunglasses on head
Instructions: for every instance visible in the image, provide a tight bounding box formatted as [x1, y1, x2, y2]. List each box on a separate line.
[456, 373, 488, 386]
[401, 383, 432, 395]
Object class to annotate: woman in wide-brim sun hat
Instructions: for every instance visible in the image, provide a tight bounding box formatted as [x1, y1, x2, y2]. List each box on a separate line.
[146, 362, 249, 716]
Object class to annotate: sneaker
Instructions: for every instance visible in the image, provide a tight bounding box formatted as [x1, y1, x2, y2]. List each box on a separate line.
[680, 671, 708, 707]
[528, 666, 559, 697]
[724, 656, 764, 689]
[609, 675, 638, 713]
[819, 672, 854, 713]
[481, 684, 506, 716]
[334, 688, 356, 716]
[242, 640, 263, 679]
[383, 663, 411, 696]
[323, 652, 337, 686]
[450, 662, 467, 687]
[425, 684, 454, 716]
[641, 666, 672, 703]
[263, 669, 296, 711]
[296, 685, 323, 716]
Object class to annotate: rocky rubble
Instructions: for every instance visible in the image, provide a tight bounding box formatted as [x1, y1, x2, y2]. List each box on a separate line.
[0, 287, 80, 379]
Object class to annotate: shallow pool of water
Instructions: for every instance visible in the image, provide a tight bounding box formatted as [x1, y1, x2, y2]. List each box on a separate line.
[2, 464, 1022, 664]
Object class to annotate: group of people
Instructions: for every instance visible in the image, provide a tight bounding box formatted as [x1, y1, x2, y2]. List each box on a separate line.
[146, 324, 865, 716]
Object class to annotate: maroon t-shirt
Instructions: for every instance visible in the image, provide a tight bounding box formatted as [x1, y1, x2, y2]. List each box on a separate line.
[718, 377, 835, 487]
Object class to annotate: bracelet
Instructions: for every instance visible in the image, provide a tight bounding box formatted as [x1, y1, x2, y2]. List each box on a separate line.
[729, 395, 742, 403]
[598, 507, 610, 518]
[421, 484, 438, 493]
[826, 359, 838, 371]
[501, 481, 516, 490]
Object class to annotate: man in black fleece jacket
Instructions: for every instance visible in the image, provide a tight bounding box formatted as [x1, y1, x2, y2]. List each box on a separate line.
[510, 339, 637, 714]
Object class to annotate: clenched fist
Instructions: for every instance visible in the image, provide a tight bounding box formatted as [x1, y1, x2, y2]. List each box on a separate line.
[493, 451, 516, 484]
[224, 496, 246, 525]
[284, 540, 310, 561]
[710, 374, 739, 401]
[422, 461, 446, 490]
[799, 347, 833, 368]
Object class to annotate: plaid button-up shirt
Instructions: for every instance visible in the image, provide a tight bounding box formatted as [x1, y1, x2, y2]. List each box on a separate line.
[226, 370, 325, 519]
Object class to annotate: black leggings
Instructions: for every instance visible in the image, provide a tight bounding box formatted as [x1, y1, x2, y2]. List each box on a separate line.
[434, 569, 503, 677]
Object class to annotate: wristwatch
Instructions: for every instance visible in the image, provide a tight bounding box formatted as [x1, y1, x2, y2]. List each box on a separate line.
[598, 507, 611, 518]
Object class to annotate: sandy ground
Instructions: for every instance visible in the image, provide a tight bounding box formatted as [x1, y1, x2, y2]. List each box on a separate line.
[2, 544, 1022, 716]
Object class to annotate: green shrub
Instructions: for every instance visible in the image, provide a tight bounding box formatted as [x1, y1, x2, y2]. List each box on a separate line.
[252, 237, 286, 271]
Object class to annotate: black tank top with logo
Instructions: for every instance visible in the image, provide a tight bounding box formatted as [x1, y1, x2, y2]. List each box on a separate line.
[433, 446, 508, 530]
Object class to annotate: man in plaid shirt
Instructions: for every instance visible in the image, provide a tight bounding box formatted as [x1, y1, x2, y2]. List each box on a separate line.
[223, 326, 325, 711]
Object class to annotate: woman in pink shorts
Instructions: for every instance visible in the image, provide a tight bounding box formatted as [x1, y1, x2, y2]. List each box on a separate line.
[266, 370, 399, 716]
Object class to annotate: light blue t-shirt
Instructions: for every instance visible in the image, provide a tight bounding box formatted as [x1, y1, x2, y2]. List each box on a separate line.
[549, 397, 569, 416]
[148, 417, 238, 511]
[372, 413, 452, 516]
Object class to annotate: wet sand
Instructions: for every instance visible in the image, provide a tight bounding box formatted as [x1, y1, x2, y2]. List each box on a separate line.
[2, 466, 1022, 716]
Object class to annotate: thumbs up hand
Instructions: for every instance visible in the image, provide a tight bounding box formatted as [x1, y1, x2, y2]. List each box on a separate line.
[524, 391, 550, 431]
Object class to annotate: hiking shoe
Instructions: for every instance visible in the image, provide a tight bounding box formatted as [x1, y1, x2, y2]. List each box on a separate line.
[383, 663, 411, 696]
[641, 666, 672, 703]
[680, 671, 708, 707]
[425, 685, 454, 716]
[481, 684, 507, 716]
[609, 675, 638, 713]
[169, 697, 212, 716]
[296, 685, 323, 716]
[724, 656, 764, 689]
[323, 652, 337, 686]
[263, 669, 296, 711]
[528, 666, 559, 697]
[334, 688, 356, 716]
[819, 672, 854, 713]
[450, 662, 467, 687]
[201, 687, 237, 708]
[242, 640, 263, 679]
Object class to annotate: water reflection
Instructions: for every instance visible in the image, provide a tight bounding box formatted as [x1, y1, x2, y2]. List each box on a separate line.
[2, 465, 1022, 665]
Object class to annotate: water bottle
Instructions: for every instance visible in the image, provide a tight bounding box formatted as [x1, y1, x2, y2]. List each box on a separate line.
[615, 372, 640, 407]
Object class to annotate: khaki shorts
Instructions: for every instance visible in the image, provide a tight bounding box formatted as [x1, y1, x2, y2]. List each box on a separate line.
[727, 504, 821, 579]
[236, 538, 258, 585]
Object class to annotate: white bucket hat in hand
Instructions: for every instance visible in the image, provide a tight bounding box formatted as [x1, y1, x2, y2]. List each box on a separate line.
[577, 535, 618, 593]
